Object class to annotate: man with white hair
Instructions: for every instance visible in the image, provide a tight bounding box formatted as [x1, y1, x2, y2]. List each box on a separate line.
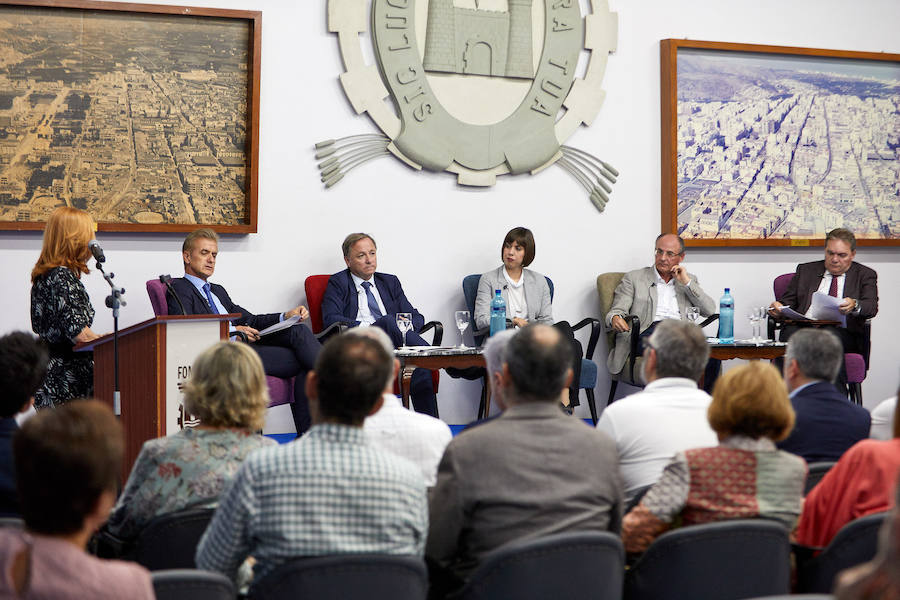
[352, 327, 452, 486]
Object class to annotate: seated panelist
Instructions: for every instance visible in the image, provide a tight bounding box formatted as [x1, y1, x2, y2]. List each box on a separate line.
[167, 228, 320, 435]
[321, 233, 437, 417]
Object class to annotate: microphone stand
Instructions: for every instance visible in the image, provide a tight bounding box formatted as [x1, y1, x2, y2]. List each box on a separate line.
[96, 261, 126, 416]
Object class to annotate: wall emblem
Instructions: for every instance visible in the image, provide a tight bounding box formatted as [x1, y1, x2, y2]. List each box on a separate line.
[318, 0, 619, 211]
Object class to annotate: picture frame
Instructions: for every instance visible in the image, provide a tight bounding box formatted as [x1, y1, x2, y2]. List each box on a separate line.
[0, 0, 261, 233]
[660, 39, 900, 247]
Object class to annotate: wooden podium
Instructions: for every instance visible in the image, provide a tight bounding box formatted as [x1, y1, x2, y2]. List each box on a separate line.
[77, 314, 237, 480]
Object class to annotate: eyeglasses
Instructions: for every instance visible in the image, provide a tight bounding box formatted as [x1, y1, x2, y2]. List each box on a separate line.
[655, 248, 681, 258]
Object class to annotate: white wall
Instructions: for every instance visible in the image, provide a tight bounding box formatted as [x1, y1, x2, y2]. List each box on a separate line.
[1, 0, 898, 427]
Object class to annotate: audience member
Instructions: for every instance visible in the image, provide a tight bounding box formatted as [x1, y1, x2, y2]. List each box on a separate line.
[0, 400, 153, 598]
[167, 228, 320, 435]
[778, 328, 870, 462]
[482, 328, 517, 411]
[871, 395, 897, 441]
[795, 382, 900, 549]
[321, 232, 437, 416]
[105, 342, 276, 540]
[0, 332, 48, 517]
[597, 319, 717, 504]
[426, 325, 623, 597]
[196, 334, 427, 587]
[353, 327, 451, 486]
[622, 361, 806, 555]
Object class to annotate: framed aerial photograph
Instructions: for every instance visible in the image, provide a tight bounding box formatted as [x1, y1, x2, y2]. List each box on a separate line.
[660, 39, 900, 247]
[0, 0, 261, 232]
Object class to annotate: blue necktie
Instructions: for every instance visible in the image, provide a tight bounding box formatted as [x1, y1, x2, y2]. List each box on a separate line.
[202, 283, 219, 314]
[361, 281, 383, 319]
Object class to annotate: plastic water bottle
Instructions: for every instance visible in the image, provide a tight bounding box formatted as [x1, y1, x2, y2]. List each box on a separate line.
[719, 288, 734, 343]
[489, 290, 507, 337]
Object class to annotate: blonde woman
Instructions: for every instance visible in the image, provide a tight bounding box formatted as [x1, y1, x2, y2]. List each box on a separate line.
[30, 206, 100, 408]
[105, 341, 276, 540]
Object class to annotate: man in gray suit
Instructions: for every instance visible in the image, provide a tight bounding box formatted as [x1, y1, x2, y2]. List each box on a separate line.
[426, 325, 623, 596]
[605, 233, 716, 379]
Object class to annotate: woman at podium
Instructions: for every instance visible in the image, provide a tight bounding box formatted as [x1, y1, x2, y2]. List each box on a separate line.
[30, 207, 100, 409]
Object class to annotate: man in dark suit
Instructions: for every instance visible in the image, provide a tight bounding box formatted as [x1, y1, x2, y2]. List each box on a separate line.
[321, 233, 437, 416]
[769, 228, 878, 357]
[167, 229, 320, 435]
[777, 328, 870, 463]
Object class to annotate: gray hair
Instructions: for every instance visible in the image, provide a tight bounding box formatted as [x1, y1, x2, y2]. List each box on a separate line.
[648, 319, 709, 381]
[484, 329, 517, 380]
[342, 232, 375, 257]
[505, 325, 573, 402]
[344, 326, 395, 389]
[785, 328, 843, 382]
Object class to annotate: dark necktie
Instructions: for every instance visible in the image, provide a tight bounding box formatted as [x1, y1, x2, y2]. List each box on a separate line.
[202, 283, 219, 314]
[361, 281, 383, 319]
[828, 275, 838, 298]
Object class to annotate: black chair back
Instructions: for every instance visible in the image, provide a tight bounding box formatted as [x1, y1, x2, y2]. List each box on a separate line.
[797, 512, 888, 593]
[129, 507, 215, 570]
[249, 554, 427, 600]
[456, 531, 624, 600]
[625, 519, 791, 600]
[804, 462, 836, 496]
[151, 569, 235, 600]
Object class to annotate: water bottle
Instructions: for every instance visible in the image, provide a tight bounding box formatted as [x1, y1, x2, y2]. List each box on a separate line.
[719, 288, 734, 343]
[489, 289, 507, 337]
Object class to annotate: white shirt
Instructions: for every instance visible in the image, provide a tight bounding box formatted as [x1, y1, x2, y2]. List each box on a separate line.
[653, 270, 682, 322]
[363, 393, 452, 486]
[870, 396, 897, 441]
[502, 269, 527, 320]
[351, 272, 387, 326]
[596, 378, 718, 503]
[805, 273, 845, 318]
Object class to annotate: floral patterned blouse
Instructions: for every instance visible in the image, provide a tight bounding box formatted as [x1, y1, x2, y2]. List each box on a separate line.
[30, 266, 95, 409]
[106, 428, 276, 540]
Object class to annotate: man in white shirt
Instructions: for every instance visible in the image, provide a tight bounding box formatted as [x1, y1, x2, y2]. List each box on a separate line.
[597, 319, 718, 505]
[352, 327, 451, 486]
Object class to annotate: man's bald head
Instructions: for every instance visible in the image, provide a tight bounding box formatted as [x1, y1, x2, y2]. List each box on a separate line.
[504, 324, 573, 403]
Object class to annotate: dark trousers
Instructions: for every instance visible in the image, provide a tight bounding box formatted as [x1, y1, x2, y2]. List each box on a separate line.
[553, 321, 584, 407]
[253, 323, 321, 435]
[779, 324, 861, 384]
[372, 315, 438, 417]
[638, 321, 721, 393]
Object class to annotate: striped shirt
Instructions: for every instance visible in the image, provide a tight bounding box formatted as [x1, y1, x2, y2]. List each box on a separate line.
[196, 423, 428, 583]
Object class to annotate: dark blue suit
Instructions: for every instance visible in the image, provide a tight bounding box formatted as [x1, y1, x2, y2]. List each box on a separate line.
[777, 381, 871, 463]
[0, 417, 19, 517]
[322, 269, 437, 416]
[167, 277, 321, 434]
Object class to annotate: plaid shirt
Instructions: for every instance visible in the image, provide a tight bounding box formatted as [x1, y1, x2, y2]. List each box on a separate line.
[195, 423, 428, 583]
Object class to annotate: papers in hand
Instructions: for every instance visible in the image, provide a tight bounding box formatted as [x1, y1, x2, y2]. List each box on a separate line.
[779, 292, 846, 326]
[258, 314, 300, 337]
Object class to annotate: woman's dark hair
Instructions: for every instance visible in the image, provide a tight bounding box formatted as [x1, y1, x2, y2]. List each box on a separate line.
[502, 227, 536, 267]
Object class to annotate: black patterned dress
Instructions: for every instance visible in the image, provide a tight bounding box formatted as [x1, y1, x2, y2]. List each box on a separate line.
[30, 266, 95, 409]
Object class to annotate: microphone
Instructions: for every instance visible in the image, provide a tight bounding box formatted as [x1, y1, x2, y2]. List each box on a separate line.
[502, 284, 508, 290]
[88, 239, 105, 264]
[159, 274, 187, 315]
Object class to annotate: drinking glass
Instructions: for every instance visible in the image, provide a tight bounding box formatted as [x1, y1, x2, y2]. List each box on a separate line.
[747, 307, 760, 342]
[757, 306, 769, 341]
[396, 313, 413, 349]
[455, 310, 470, 348]
[684, 306, 700, 325]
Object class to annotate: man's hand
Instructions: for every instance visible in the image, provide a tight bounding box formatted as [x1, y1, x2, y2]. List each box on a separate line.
[611, 315, 630, 332]
[235, 325, 261, 342]
[838, 297, 857, 315]
[671, 264, 691, 285]
[768, 301, 784, 317]
[511, 317, 529, 328]
[284, 305, 310, 321]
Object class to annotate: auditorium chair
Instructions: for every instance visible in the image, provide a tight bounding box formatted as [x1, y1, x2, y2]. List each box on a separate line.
[460, 274, 601, 423]
[804, 461, 836, 496]
[151, 569, 235, 600]
[795, 512, 888, 594]
[455, 531, 624, 600]
[625, 519, 791, 600]
[769, 273, 870, 405]
[248, 554, 427, 600]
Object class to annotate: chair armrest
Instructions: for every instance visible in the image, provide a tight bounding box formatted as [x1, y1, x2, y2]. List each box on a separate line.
[315, 321, 347, 341]
[791, 543, 823, 568]
[626, 315, 641, 383]
[91, 527, 131, 559]
[419, 321, 443, 346]
[233, 330, 249, 343]
[571, 317, 602, 361]
[699, 313, 719, 328]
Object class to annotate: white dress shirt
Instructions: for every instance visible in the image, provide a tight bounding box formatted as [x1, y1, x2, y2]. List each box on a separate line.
[363, 393, 452, 486]
[351, 273, 387, 326]
[502, 269, 528, 320]
[804, 272, 846, 318]
[653, 270, 682, 322]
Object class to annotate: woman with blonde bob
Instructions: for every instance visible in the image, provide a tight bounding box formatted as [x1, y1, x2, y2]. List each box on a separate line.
[622, 361, 807, 555]
[105, 341, 276, 540]
[30, 206, 100, 408]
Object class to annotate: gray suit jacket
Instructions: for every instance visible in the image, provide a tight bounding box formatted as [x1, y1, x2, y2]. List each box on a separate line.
[605, 266, 716, 375]
[473, 267, 552, 334]
[426, 402, 623, 583]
